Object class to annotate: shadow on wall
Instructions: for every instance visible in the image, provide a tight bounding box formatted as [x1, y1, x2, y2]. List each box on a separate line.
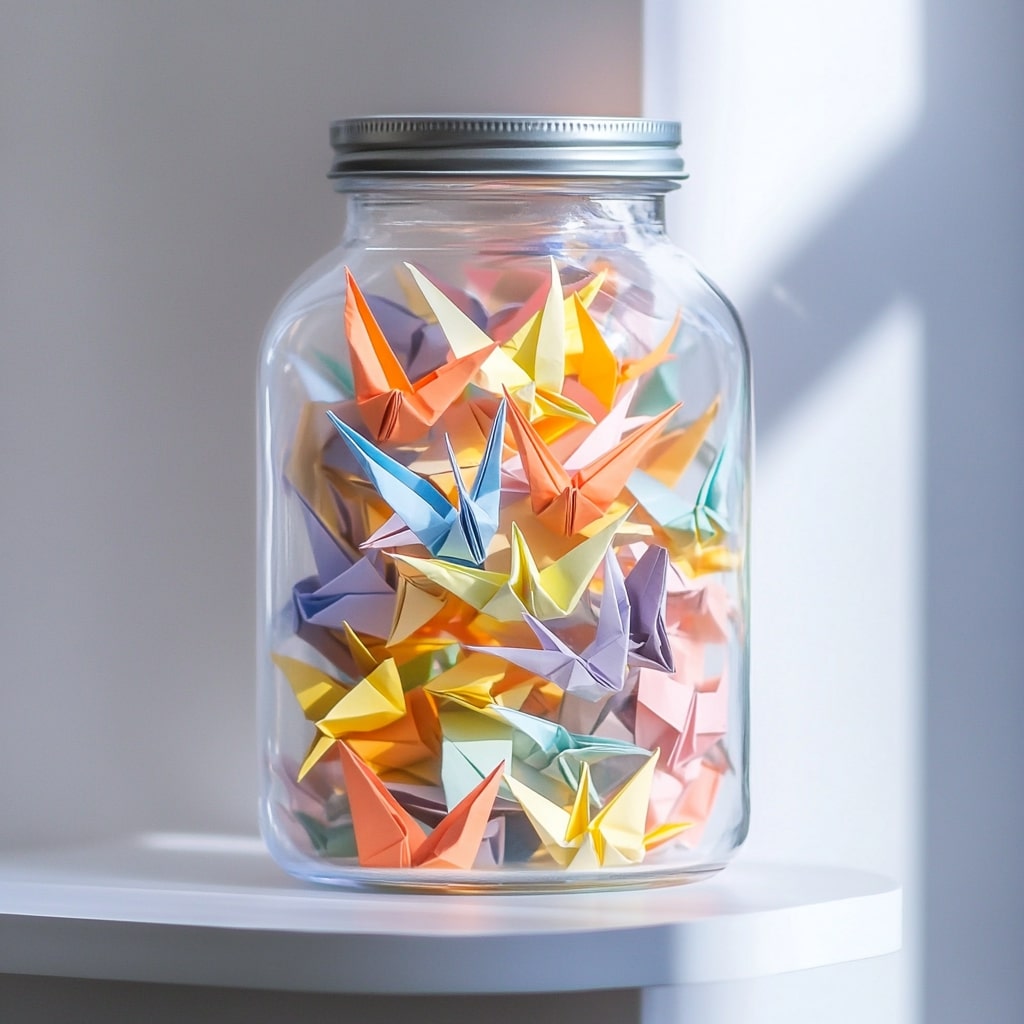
[735, 5, 1024, 1022]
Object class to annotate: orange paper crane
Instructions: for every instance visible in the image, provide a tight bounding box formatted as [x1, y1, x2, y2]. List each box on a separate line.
[337, 742, 504, 869]
[504, 387, 682, 535]
[573, 297, 681, 410]
[345, 268, 495, 444]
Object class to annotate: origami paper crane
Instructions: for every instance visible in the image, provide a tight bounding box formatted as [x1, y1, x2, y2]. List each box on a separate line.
[293, 555, 397, 636]
[388, 562, 449, 643]
[635, 670, 724, 779]
[424, 652, 533, 711]
[386, 783, 508, 867]
[345, 687, 441, 785]
[482, 263, 604, 348]
[469, 550, 631, 701]
[619, 311, 681, 384]
[404, 263, 530, 391]
[505, 752, 687, 869]
[624, 545, 675, 672]
[392, 507, 631, 622]
[504, 381, 680, 535]
[271, 653, 349, 722]
[678, 444, 730, 541]
[501, 380, 644, 491]
[344, 267, 495, 444]
[326, 401, 506, 566]
[571, 297, 680, 408]
[572, 294, 619, 409]
[289, 493, 399, 638]
[438, 705, 515, 809]
[406, 259, 593, 423]
[273, 626, 415, 780]
[401, 399, 498, 497]
[639, 397, 720, 487]
[338, 742, 504, 869]
[297, 493, 353, 580]
[303, 661, 405, 778]
[491, 705, 650, 793]
[309, 283, 461, 396]
[629, 441, 731, 547]
[397, 262, 488, 330]
[363, 288, 459, 379]
[293, 631, 445, 784]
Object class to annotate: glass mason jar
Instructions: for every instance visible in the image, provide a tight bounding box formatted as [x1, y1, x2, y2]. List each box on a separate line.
[257, 117, 751, 892]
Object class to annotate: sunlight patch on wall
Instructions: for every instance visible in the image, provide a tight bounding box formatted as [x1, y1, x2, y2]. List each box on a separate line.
[644, 0, 923, 303]
[744, 301, 924, 1023]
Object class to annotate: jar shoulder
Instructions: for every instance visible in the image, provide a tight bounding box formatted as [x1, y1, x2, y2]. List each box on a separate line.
[260, 246, 351, 365]
[262, 239, 747, 368]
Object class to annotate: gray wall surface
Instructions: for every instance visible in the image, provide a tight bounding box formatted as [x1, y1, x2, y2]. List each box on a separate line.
[917, 6, 1024, 1020]
[2, 2, 1022, 1023]
[701, 3, 1024, 1021]
[0, 0, 642, 848]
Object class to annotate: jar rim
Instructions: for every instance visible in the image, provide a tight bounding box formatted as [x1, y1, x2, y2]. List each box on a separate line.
[328, 115, 687, 182]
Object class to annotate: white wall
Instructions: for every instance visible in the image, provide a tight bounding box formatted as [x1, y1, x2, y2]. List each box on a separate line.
[3, 3, 1021, 1022]
[0, 1, 642, 849]
[645, 2, 1024, 1022]
[645, 7, 924, 1022]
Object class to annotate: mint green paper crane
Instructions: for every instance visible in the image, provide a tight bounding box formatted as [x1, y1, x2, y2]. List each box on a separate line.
[629, 443, 731, 543]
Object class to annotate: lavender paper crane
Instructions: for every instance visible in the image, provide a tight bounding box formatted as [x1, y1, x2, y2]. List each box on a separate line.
[624, 545, 675, 672]
[290, 495, 396, 638]
[470, 550, 631, 701]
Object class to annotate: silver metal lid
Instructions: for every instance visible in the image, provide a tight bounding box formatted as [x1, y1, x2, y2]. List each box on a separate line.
[328, 116, 686, 182]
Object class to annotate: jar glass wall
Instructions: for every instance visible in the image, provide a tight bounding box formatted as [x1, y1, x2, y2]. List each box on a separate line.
[258, 159, 750, 892]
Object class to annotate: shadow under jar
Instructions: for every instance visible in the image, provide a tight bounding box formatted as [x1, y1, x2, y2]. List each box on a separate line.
[257, 116, 751, 892]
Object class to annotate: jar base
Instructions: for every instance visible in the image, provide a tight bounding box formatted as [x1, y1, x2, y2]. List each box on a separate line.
[274, 856, 731, 895]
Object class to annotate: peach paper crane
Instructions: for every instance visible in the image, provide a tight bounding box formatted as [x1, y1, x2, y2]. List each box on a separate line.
[344, 268, 496, 444]
[338, 742, 504, 869]
[504, 383, 681, 535]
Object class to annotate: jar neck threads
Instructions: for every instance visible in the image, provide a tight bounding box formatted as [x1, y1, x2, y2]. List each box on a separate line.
[341, 184, 668, 250]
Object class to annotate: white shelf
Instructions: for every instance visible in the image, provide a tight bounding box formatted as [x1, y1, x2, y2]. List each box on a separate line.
[0, 833, 901, 996]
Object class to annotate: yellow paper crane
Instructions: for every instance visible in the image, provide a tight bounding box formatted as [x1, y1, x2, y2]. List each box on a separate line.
[271, 652, 348, 721]
[405, 258, 593, 424]
[273, 628, 407, 780]
[424, 651, 536, 711]
[504, 751, 689, 869]
[392, 507, 631, 622]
